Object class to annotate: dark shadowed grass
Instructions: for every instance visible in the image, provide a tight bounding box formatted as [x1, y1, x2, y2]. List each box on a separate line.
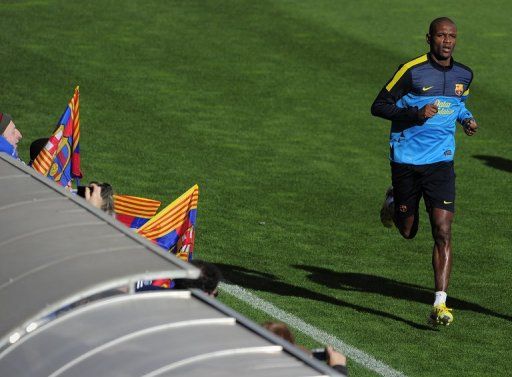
[1, 1, 511, 376]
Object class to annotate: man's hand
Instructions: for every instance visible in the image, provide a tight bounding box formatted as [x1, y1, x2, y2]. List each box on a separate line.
[462, 118, 478, 136]
[326, 345, 346, 367]
[418, 103, 438, 121]
[85, 183, 103, 210]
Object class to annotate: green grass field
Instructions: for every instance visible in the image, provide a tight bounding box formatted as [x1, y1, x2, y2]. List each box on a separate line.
[2, 1, 511, 376]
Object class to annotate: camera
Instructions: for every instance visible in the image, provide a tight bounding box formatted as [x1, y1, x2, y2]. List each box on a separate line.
[76, 183, 113, 199]
[311, 348, 327, 361]
[76, 185, 88, 198]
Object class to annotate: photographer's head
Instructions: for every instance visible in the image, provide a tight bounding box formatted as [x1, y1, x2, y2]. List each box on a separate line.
[173, 260, 222, 297]
[85, 181, 114, 215]
[262, 322, 295, 344]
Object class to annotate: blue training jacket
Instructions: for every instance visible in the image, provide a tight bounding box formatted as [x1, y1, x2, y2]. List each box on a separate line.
[371, 53, 473, 165]
[0, 135, 19, 160]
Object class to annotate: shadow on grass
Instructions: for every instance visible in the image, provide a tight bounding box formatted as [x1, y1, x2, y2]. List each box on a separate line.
[215, 262, 435, 331]
[473, 155, 512, 173]
[294, 265, 512, 323]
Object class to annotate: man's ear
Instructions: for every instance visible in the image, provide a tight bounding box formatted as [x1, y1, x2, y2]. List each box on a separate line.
[426, 33, 431, 45]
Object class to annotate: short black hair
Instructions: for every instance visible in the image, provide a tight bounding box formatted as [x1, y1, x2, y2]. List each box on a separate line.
[429, 17, 456, 36]
[173, 260, 222, 295]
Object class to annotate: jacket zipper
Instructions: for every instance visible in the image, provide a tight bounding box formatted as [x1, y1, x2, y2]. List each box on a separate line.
[443, 71, 446, 95]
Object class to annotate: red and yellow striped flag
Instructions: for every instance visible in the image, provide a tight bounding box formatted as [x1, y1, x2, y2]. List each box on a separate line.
[114, 194, 161, 229]
[137, 185, 198, 261]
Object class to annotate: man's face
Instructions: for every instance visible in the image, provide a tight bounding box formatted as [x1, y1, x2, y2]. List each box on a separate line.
[428, 21, 457, 60]
[2, 121, 22, 149]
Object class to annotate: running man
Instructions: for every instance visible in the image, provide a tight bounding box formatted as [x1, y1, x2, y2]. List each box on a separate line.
[370, 17, 479, 326]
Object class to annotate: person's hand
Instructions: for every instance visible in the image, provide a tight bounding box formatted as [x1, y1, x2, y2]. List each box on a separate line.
[326, 345, 346, 367]
[85, 183, 103, 210]
[418, 103, 438, 121]
[462, 118, 478, 136]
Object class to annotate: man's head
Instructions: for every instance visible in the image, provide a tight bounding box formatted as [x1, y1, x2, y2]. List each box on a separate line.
[0, 113, 22, 149]
[427, 17, 457, 62]
[262, 321, 295, 344]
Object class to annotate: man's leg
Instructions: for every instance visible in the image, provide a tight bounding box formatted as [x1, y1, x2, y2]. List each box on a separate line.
[430, 208, 453, 292]
[423, 161, 456, 325]
[387, 162, 422, 239]
[428, 207, 454, 325]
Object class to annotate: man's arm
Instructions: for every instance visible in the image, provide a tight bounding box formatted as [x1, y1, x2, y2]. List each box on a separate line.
[370, 65, 421, 122]
[371, 88, 438, 123]
[457, 90, 473, 122]
[371, 64, 440, 123]
[457, 90, 478, 136]
[371, 91, 420, 123]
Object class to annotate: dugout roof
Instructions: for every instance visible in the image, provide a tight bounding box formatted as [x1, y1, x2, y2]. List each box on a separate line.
[0, 290, 341, 376]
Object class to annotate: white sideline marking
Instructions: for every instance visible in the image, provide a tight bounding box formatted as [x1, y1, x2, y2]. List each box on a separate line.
[219, 282, 407, 377]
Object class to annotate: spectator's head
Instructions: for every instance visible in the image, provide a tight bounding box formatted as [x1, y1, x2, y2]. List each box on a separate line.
[29, 138, 49, 165]
[262, 321, 295, 344]
[87, 181, 114, 215]
[0, 113, 22, 150]
[173, 260, 222, 297]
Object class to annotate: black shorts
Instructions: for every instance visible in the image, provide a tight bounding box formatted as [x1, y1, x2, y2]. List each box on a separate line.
[391, 161, 455, 219]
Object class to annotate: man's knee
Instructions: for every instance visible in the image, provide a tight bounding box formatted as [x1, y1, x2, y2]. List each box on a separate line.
[433, 223, 451, 246]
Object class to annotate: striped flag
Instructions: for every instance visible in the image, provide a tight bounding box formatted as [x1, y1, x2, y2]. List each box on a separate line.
[114, 194, 161, 229]
[32, 86, 82, 187]
[137, 185, 198, 262]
